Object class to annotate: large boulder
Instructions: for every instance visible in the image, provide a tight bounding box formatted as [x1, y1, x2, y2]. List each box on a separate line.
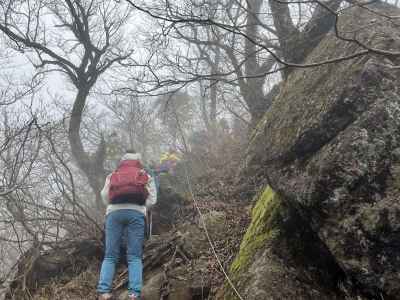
[224, 187, 343, 300]
[242, 2, 400, 299]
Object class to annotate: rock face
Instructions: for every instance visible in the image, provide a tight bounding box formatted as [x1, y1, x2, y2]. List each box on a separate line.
[232, 3, 400, 299]
[151, 173, 187, 235]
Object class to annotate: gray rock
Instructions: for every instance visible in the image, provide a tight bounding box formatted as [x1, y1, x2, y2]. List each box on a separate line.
[243, 2, 400, 299]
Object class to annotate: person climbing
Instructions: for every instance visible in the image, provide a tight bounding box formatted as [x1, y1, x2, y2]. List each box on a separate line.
[97, 150, 157, 300]
[157, 148, 180, 175]
[144, 161, 160, 196]
[143, 163, 159, 240]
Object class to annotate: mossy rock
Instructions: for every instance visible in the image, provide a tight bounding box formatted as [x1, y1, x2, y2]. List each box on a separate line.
[229, 186, 281, 277]
[244, 3, 400, 298]
[224, 186, 283, 300]
[225, 187, 341, 300]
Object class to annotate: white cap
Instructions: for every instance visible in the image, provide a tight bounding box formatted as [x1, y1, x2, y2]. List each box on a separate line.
[120, 152, 142, 161]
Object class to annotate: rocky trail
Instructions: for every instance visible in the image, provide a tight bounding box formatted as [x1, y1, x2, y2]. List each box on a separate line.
[5, 166, 251, 300]
[4, 2, 400, 300]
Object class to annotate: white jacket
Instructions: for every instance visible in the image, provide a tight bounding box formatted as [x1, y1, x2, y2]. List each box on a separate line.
[101, 154, 157, 216]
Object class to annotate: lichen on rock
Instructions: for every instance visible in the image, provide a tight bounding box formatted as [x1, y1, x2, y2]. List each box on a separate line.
[229, 186, 281, 277]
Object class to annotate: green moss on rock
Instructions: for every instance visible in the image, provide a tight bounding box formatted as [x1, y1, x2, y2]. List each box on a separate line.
[230, 186, 281, 274]
[225, 186, 282, 299]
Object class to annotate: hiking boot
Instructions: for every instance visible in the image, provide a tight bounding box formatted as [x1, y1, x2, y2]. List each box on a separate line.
[98, 293, 113, 300]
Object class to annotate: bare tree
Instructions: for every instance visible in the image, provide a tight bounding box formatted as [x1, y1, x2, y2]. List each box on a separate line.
[104, 94, 163, 162]
[125, 0, 400, 125]
[156, 91, 196, 148]
[0, 109, 103, 285]
[0, 0, 134, 208]
[168, 0, 342, 123]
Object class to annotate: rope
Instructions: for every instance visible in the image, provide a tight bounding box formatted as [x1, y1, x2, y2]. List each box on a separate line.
[171, 103, 245, 300]
[182, 162, 245, 300]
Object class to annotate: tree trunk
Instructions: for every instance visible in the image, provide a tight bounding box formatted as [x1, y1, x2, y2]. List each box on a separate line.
[208, 47, 220, 135]
[68, 86, 107, 210]
[269, 0, 342, 77]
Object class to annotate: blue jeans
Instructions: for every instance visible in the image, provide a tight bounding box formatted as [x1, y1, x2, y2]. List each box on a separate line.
[97, 209, 145, 296]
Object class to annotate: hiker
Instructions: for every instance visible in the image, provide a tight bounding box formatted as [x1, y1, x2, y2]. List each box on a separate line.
[143, 164, 159, 240]
[97, 151, 157, 300]
[157, 148, 180, 175]
[144, 162, 160, 194]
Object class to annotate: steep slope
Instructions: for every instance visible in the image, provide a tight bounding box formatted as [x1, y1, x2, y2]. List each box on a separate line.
[5, 168, 248, 300]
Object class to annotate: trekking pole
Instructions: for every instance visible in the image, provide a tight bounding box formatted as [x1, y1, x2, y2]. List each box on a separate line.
[149, 210, 153, 239]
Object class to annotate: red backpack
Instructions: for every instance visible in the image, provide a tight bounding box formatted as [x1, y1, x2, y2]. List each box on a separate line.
[109, 160, 149, 205]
